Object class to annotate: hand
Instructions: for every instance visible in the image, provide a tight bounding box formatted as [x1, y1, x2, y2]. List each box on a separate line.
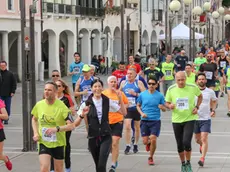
[192, 107, 198, 114]
[141, 113, 147, 118]
[70, 107, 76, 116]
[45, 128, 57, 136]
[83, 89, 88, 95]
[210, 111, 215, 117]
[82, 106, 90, 117]
[11, 93, 14, 97]
[128, 90, 136, 96]
[168, 103, 175, 110]
[114, 89, 122, 100]
[158, 104, 165, 110]
[33, 134, 39, 142]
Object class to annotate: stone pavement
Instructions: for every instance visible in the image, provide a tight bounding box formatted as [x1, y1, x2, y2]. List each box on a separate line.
[0, 75, 230, 171]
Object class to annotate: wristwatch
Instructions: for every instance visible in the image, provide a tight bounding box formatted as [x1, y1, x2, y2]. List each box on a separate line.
[79, 115, 84, 119]
[56, 126, 60, 132]
[210, 109, 215, 113]
[195, 105, 199, 109]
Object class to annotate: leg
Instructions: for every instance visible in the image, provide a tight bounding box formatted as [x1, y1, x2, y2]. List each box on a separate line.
[124, 119, 132, 145]
[149, 135, 157, 158]
[65, 131, 72, 169]
[195, 133, 201, 145]
[134, 120, 140, 145]
[200, 132, 209, 158]
[0, 141, 8, 162]
[172, 123, 185, 163]
[88, 138, 100, 170]
[51, 146, 65, 172]
[50, 157, 54, 171]
[53, 159, 64, 172]
[183, 121, 195, 161]
[4, 97, 12, 117]
[131, 120, 135, 140]
[39, 154, 52, 172]
[111, 136, 120, 165]
[97, 136, 112, 172]
[227, 90, 230, 112]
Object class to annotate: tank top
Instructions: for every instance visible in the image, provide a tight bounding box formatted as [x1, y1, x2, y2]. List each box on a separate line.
[79, 76, 94, 102]
[122, 80, 140, 111]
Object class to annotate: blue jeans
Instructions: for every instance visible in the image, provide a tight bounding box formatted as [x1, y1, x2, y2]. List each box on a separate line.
[0, 96, 12, 120]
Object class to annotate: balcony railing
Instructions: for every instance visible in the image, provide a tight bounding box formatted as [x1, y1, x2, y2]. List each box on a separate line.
[152, 9, 163, 22]
[43, 2, 104, 18]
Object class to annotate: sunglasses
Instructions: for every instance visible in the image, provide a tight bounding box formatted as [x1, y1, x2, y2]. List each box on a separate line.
[149, 64, 155, 66]
[148, 82, 157, 86]
[57, 85, 62, 87]
[52, 75, 59, 77]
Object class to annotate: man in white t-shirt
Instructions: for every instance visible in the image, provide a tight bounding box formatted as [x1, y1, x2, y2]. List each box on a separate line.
[194, 73, 217, 167]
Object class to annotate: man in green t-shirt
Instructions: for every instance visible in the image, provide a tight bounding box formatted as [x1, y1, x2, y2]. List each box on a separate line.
[31, 81, 74, 172]
[165, 72, 203, 172]
[194, 53, 207, 72]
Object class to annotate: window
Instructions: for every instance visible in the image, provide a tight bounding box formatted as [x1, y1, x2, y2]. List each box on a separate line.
[8, 0, 13, 10]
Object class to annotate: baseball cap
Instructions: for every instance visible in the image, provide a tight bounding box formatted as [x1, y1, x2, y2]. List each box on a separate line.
[82, 64, 91, 72]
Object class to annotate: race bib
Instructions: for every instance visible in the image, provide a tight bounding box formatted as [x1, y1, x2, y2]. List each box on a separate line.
[110, 100, 120, 112]
[73, 67, 80, 74]
[41, 127, 57, 142]
[220, 61, 226, 68]
[165, 70, 172, 76]
[204, 71, 213, 80]
[128, 97, 136, 108]
[83, 91, 92, 102]
[176, 98, 189, 110]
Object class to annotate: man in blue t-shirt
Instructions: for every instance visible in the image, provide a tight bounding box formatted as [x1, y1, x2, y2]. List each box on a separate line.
[137, 76, 166, 165]
[69, 52, 84, 91]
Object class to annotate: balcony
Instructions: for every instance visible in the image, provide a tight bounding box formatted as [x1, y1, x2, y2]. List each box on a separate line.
[152, 9, 163, 22]
[79, 7, 105, 17]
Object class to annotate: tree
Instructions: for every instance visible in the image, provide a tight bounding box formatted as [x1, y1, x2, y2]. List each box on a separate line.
[222, 0, 230, 8]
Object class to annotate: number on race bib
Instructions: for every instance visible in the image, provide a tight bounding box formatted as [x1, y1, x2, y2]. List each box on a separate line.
[204, 71, 213, 80]
[128, 97, 136, 108]
[165, 70, 171, 76]
[176, 98, 189, 110]
[41, 128, 57, 142]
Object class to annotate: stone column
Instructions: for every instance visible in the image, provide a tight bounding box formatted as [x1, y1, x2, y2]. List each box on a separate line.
[2, 32, 9, 65]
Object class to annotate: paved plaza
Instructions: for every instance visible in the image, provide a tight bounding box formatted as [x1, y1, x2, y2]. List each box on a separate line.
[0, 75, 230, 172]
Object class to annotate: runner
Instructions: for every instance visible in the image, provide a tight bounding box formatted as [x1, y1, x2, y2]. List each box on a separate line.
[74, 79, 125, 172]
[217, 53, 228, 97]
[126, 55, 142, 75]
[136, 76, 166, 165]
[194, 52, 206, 73]
[199, 54, 218, 90]
[194, 73, 217, 167]
[223, 57, 230, 116]
[185, 64, 196, 85]
[120, 68, 146, 154]
[112, 61, 127, 84]
[69, 52, 84, 91]
[174, 50, 188, 71]
[31, 81, 74, 172]
[160, 54, 176, 95]
[0, 99, 12, 171]
[165, 71, 203, 172]
[51, 70, 60, 82]
[102, 76, 128, 172]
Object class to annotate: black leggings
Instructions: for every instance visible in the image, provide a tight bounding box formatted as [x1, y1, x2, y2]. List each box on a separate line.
[88, 135, 112, 172]
[50, 131, 72, 170]
[172, 121, 195, 153]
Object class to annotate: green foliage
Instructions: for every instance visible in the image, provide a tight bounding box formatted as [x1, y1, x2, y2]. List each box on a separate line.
[222, 0, 230, 7]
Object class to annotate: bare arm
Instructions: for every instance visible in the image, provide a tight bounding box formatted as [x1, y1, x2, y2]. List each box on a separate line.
[119, 81, 125, 91]
[138, 81, 146, 92]
[210, 99, 217, 111]
[196, 94, 203, 108]
[117, 92, 127, 116]
[136, 103, 144, 116]
[0, 108, 8, 120]
[74, 78, 84, 97]
[32, 116, 39, 136]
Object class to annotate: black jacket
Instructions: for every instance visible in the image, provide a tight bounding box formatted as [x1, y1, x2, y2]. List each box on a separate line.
[86, 94, 111, 138]
[0, 70, 17, 96]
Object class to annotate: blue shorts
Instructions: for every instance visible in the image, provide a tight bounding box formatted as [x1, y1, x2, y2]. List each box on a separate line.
[194, 120, 211, 134]
[140, 120, 161, 137]
[227, 87, 230, 90]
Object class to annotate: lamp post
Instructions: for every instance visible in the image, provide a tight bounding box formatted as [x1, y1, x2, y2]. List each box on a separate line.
[90, 33, 96, 58]
[78, 33, 83, 55]
[120, 0, 125, 61]
[224, 14, 230, 39]
[101, 33, 106, 57]
[218, 7, 225, 41]
[168, 0, 181, 54]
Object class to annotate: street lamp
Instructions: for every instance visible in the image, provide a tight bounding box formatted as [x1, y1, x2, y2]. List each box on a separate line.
[203, 2, 211, 12]
[169, 0, 181, 12]
[78, 33, 83, 55]
[225, 14, 230, 21]
[184, 0, 192, 6]
[212, 11, 220, 19]
[192, 6, 203, 16]
[91, 33, 96, 58]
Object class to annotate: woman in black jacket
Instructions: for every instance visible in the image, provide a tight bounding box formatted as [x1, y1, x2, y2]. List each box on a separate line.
[74, 79, 125, 172]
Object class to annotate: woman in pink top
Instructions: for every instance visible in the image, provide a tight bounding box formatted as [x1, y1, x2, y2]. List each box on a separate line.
[0, 99, 12, 170]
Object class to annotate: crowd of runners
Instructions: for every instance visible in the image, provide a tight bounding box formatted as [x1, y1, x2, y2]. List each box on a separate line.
[1, 44, 230, 172]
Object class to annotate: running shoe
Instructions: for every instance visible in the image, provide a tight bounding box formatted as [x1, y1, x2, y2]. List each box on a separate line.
[199, 146, 202, 154]
[133, 145, 138, 153]
[185, 162, 193, 172]
[198, 157, 205, 167]
[115, 161, 118, 168]
[220, 92, 224, 97]
[148, 157, 154, 165]
[124, 145, 131, 155]
[181, 164, 187, 172]
[227, 112, 230, 117]
[146, 143, 151, 152]
[109, 166, 116, 172]
[5, 156, 12, 170]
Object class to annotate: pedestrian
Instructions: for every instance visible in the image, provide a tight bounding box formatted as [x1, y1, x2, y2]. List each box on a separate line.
[0, 99, 12, 170]
[165, 71, 203, 172]
[74, 79, 121, 172]
[50, 79, 75, 172]
[31, 81, 74, 172]
[120, 68, 146, 154]
[69, 52, 84, 91]
[0, 61, 17, 124]
[136, 76, 166, 165]
[102, 76, 128, 172]
[194, 73, 217, 167]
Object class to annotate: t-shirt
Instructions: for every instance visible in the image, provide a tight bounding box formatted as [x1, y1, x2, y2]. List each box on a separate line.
[199, 63, 217, 81]
[165, 84, 201, 123]
[69, 62, 84, 84]
[119, 75, 148, 89]
[160, 62, 175, 81]
[224, 66, 230, 87]
[137, 90, 165, 121]
[175, 55, 188, 71]
[102, 89, 128, 124]
[144, 69, 164, 81]
[186, 72, 196, 85]
[31, 99, 70, 148]
[194, 57, 206, 71]
[0, 100, 5, 129]
[112, 70, 127, 83]
[196, 88, 217, 120]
